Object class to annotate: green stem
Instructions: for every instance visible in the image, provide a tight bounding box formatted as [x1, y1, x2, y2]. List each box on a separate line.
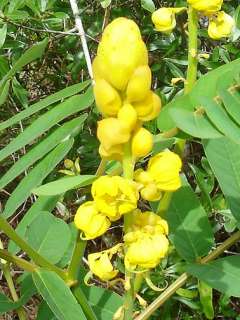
[73, 286, 98, 320]
[96, 158, 107, 177]
[0, 249, 36, 272]
[3, 264, 27, 320]
[122, 141, 135, 320]
[0, 216, 66, 280]
[185, 5, 198, 94]
[135, 230, 240, 320]
[68, 232, 86, 280]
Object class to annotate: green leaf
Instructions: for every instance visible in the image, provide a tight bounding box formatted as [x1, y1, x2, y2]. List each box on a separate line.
[26, 212, 71, 264]
[81, 285, 123, 320]
[0, 292, 21, 314]
[0, 81, 90, 132]
[0, 88, 93, 162]
[219, 88, 240, 126]
[199, 281, 214, 320]
[0, 115, 87, 190]
[204, 137, 240, 223]
[12, 78, 28, 108]
[187, 256, 240, 297]
[200, 96, 240, 145]
[0, 79, 10, 106]
[2, 139, 73, 219]
[166, 176, 214, 261]
[141, 0, 155, 12]
[99, 0, 111, 8]
[36, 301, 57, 320]
[33, 269, 87, 320]
[0, 24, 7, 48]
[8, 195, 60, 254]
[33, 175, 96, 196]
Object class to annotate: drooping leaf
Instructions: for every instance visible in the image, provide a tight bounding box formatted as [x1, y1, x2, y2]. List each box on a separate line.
[0, 81, 90, 132]
[2, 139, 73, 219]
[33, 175, 96, 196]
[0, 88, 93, 162]
[26, 212, 71, 264]
[141, 0, 155, 12]
[0, 115, 87, 190]
[199, 281, 214, 320]
[0, 24, 7, 48]
[187, 256, 240, 297]
[166, 176, 214, 261]
[33, 269, 87, 320]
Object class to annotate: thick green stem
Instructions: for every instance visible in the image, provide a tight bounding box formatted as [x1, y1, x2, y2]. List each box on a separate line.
[135, 231, 240, 320]
[73, 286, 98, 320]
[68, 232, 86, 280]
[0, 249, 36, 272]
[185, 5, 198, 94]
[3, 264, 27, 320]
[0, 216, 66, 279]
[122, 141, 135, 320]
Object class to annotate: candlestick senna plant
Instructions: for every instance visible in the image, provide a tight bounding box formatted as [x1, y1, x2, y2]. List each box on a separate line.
[1, 1, 240, 320]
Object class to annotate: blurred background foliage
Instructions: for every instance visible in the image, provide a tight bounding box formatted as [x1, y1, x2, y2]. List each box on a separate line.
[1, 0, 240, 319]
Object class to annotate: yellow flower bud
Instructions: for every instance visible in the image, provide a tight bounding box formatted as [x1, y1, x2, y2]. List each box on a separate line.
[133, 91, 161, 121]
[92, 176, 139, 221]
[94, 79, 122, 116]
[141, 183, 162, 202]
[126, 65, 152, 102]
[147, 150, 182, 191]
[74, 201, 110, 239]
[96, 18, 148, 91]
[117, 103, 138, 132]
[152, 8, 185, 33]
[88, 252, 118, 281]
[208, 11, 234, 40]
[99, 144, 123, 161]
[187, 0, 223, 13]
[134, 169, 153, 185]
[131, 127, 153, 158]
[97, 118, 130, 151]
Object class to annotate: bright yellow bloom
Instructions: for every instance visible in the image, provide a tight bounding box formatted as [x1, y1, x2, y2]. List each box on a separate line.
[125, 233, 169, 269]
[140, 183, 162, 202]
[88, 244, 121, 281]
[126, 65, 152, 102]
[134, 168, 153, 185]
[74, 201, 110, 239]
[97, 118, 130, 151]
[208, 11, 234, 40]
[131, 127, 153, 158]
[117, 103, 138, 132]
[187, 0, 223, 13]
[92, 176, 139, 221]
[133, 91, 161, 121]
[124, 211, 169, 270]
[96, 18, 148, 91]
[147, 150, 182, 191]
[93, 79, 122, 116]
[152, 7, 185, 33]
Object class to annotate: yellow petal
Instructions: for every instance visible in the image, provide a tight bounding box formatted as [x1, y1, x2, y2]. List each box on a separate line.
[131, 127, 153, 158]
[208, 11, 234, 40]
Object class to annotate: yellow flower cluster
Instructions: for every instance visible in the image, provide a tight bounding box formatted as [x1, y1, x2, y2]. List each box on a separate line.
[152, 1, 234, 40]
[93, 17, 161, 160]
[124, 211, 169, 270]
[134, 150, 182, 201]
[74, 175, 139, 239]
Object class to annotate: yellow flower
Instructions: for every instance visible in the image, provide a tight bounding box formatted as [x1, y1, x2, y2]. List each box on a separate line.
[187, 0, 223, 13]
[117, 103, 138, 132]
[97, 118, 130, 151]
[124, 233, 169, 270]
[140, 183, 162, 202]
[147, 150, 182, 191]
[134, 168, 153, 185]
[88, 244, 121, 281]
[133, 91, 161, 121]
[124, 211, 169, 270]
[74, 201, 110, 239]
[131, 127, 153, 158]
[93, 79, 122, 116]
[208, 11, 234, 40]
[96, 17, 148, 91]
[126, 65, 152, 102]
[92, 176, 139, 221]
[152, 8, 185, 33]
